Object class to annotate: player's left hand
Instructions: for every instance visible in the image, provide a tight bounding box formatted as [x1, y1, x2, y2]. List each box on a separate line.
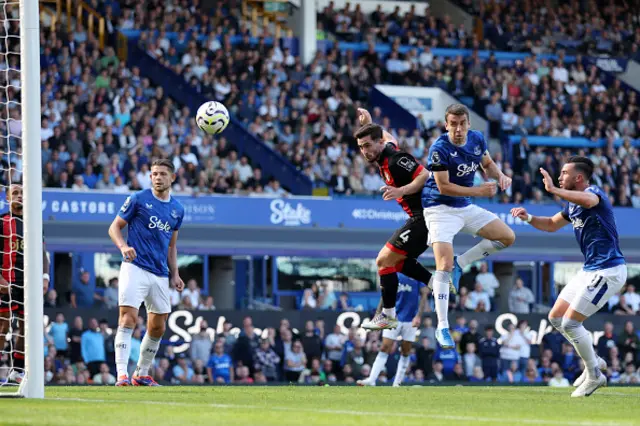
[381, 185, 403, 201]
[498, 173, 512, 191]
[539, 168, 557, 194]
[412, 315, 421, 328]
[357, 108, 372, 126]
[171, 275, 185, 292]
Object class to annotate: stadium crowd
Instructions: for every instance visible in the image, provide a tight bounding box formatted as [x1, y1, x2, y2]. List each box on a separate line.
[320, 0, 640, 58]
[2, 307, 639, 386]
[2, 0, 636, 208]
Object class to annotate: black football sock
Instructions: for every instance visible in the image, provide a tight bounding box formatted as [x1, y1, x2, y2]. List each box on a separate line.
[400, 258, 433, 285]
[379, 267, 399, 309]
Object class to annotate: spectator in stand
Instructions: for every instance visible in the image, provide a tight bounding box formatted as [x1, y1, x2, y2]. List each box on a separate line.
[460, 319, 481, 355]
[467, 282, 492, 312]
[70, 270, 98, 308]
[93, 362, 116, 385]
[48, 313, 69, 357]
[478, 325, 500, 381]
[284, 340, 307, 382]
[597, 322, 617, 362]
[207, 340, 233, 384]
[516, 320, 534, 373]
[80, 318, 105, 376]
[508, 278, 535, 313]
[103, 278, 119, 309]
[173, 354, 195, 384]
[181, 279, 201, 309]
[190, 321, 213, 365]
[300, 320, 323, 367]
[499, 323, 525, 373]
[618, 321, 639, 362]
[622, 284, 640, 314]
[253, 338, 281, 382]
[462, 342, 482, 378]
[474, 263, 500, 300]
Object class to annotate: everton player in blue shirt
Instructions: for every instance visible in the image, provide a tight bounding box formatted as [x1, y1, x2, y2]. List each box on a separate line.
[357, 273, 429, 387]
[423, 104, 515, 349]
[108, 159, 185, 386]
[511, 156, 627, 397]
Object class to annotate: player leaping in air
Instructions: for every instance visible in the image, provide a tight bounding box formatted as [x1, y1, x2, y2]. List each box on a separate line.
[511, 157, 626, 397]
[108, 159, 185, 386]
[423, 104, 515, 348]
[355, 108, 434, 332]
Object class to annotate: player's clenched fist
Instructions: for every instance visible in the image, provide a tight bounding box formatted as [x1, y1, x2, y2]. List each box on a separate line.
[510, 207, 529, 221]
[357, 108, 372, 126]
[171, 275, 185, 292]
[120, 245, 137, 262]
[478, 182, 497, 197]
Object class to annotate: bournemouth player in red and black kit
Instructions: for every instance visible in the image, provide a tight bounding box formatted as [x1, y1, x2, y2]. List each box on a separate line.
[355, 109, 434, 331]
[0, 184, 50, 383]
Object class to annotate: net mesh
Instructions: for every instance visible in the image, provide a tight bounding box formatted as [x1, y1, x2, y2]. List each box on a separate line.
[0, 0, 25, 393]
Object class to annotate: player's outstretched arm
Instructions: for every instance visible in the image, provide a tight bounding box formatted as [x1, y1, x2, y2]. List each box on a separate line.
[433, 170, 497, 198]
[109, 216, 137, 262]
[539, 168, 599, 209]
[357, 107, 398, 146]
[511, 207, 569, 233]
[481, 151, 511, 191]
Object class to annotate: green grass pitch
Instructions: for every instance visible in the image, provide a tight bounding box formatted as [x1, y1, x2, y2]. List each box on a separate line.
[1, 386, 639, 425]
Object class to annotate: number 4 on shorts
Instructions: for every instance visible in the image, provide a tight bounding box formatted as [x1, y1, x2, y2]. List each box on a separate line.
[399, 230, 411, 243]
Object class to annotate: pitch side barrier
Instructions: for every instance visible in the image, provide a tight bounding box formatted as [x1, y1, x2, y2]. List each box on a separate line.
[44, 308, 640, 355]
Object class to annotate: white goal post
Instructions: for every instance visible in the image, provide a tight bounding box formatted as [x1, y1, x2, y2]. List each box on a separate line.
[0, 0, 44, 398]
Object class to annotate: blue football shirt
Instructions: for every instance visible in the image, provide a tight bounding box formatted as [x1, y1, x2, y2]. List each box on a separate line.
[422, 130, 487, 208]
[396, 273, 426, 323]
[561, 185, 625, 271]
[117, 189, 185, 277]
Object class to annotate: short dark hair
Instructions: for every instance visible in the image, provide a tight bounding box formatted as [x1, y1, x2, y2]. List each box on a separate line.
[151, 158, 175, 173]
[444, 103, 470, 122]
[567, 156, 594, 180]
[354, 123, 383, 141]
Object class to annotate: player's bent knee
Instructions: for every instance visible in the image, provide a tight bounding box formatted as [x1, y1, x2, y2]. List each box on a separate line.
[501, 228, 516, 247]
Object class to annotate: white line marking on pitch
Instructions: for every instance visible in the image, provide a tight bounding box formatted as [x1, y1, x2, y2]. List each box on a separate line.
[49, 397, 634, 426]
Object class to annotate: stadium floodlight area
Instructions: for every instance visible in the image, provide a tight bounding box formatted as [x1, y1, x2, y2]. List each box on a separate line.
[0, 0, 44, 398]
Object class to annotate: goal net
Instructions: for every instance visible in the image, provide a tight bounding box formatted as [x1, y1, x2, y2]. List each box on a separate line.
[0, 0, 44, 398]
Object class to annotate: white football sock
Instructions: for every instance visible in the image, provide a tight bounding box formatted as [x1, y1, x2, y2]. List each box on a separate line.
[393, 355, 410, 386]
[433, 271, 450, 329]
[549, 317, 570, 341]
[114, 327, 133, 378]
[382, 308, 396, 318]
[368, 352, 389, 382]
[457, 240, 507, 269]
[135, 334, 162, 377]
[562, 318, 600, 379]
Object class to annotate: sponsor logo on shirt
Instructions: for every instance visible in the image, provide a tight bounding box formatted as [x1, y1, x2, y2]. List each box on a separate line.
[456, 162, 480, 177]
[148, 216, 173, 232]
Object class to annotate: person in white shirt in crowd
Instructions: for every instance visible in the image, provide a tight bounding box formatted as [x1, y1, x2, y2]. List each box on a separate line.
[475, 262, 500, 299]
[499, 323, 525, 373]
[324, 324, 345, 371]
[508, 278, 535, 313]
[301, 288, 317, 309]
[516, 320, 534, 373]
[622, 284, 640, 314]
[362, 166, 385, 194]
[466, 282, 491, 312]
[181, 279, 201, 308]
[549, 368, 570, 387]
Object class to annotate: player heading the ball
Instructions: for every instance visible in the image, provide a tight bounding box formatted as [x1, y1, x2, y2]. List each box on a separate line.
[423, 104, 515, 349]
[108, 159, 185, 387]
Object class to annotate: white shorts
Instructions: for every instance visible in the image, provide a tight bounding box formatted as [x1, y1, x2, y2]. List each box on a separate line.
[559, 264, 627, 317]
[118, 262, 171, 314]
[423, 204, 499, 245]
[382, 322, 418, 342]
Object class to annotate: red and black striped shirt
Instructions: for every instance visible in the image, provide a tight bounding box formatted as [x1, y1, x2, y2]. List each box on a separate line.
[377, 143, 425, 218]
[1, 212, 23, 283]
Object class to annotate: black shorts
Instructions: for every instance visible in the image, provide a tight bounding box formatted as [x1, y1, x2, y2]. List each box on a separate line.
[0, 284, 24, 318]
[386, 216, 429, 259]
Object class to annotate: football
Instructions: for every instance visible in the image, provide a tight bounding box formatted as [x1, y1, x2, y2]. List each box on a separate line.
[195, 101, 229, 135]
